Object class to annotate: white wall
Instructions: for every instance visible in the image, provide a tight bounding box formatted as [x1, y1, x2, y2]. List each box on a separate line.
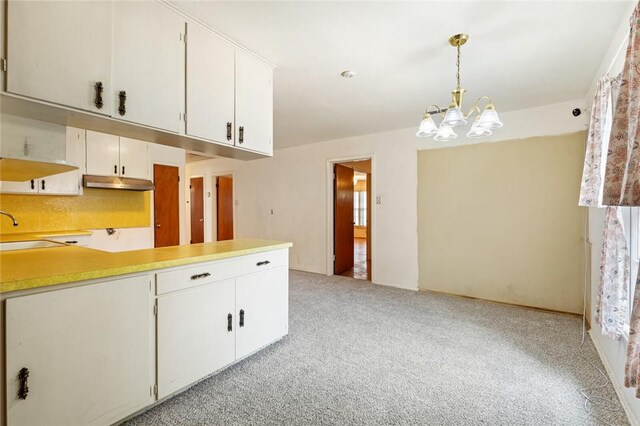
[586, 2, 640, 423]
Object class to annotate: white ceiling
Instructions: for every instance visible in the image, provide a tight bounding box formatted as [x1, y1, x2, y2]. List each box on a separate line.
[171, 1, 631, 149]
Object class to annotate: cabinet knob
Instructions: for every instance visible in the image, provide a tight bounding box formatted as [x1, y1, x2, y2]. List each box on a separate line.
[122, 166, 125, 176]
[114, 165, 118, 175]
[94, 82, 104, 109]
[41, 180, 45, 191]
[118, 90, 127, 116]
[30, 180, 35, 190]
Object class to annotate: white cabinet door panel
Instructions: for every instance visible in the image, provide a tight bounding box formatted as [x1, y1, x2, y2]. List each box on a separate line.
[5, 275, 153, 426]
[112, 2, 184, 132]
[157, 279, 236, 399]
[119, 137, 149, 180]
[186, 23, 235, 144]
[39, 127, 85, 195]
[235, 50, 273, 155]
[86, 131, 119, 177]
[236, 267, 288, 359]
[7, 1, 111, 114]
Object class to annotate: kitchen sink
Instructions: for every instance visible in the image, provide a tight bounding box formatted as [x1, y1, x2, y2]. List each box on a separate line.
[0, 240, 67, 252]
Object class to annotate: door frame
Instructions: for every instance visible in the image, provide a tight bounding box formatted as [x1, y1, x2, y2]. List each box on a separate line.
[325, 155, 376, 281]
[188, 175, 205, 244]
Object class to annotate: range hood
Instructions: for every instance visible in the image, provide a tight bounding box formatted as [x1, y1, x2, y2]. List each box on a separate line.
[0, 157, 79, 182]
[83, 174, 155, 191]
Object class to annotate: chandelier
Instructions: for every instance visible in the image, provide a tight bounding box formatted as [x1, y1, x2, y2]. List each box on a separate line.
[416, 33, 503, 141]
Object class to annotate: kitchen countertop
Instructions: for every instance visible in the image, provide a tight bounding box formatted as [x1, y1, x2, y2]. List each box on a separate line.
[0, 239, 292, 294]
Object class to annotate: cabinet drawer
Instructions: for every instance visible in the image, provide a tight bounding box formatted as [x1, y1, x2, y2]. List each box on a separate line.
[156, 249, 288, 295]
[46, 234, 92, 247]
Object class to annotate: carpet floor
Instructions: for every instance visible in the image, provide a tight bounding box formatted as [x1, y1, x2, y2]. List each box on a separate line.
[125, 271, 628, 425]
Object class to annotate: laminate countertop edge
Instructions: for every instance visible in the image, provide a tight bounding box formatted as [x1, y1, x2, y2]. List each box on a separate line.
[0, 239, 293, 294]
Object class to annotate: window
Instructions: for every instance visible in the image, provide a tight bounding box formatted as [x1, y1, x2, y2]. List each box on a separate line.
[625, 206, 640, 332]
[354, 191, 366, 226]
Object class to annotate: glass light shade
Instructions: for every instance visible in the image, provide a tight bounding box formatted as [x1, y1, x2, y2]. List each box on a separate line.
[416, 114, 438, 137]
[466, 117, 493, 138]
[477, 105, 503, 129]
[434, 124, 457, 141]
[441, 106, 467, 128]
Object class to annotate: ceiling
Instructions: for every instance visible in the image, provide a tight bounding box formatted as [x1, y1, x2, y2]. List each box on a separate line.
[172, 1, 630, 149]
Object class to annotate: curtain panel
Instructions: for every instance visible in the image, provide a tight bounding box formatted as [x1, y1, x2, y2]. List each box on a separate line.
[595, 207, 630, 339]
[579, 77, 613, 206]
[603, 2, 640, 206]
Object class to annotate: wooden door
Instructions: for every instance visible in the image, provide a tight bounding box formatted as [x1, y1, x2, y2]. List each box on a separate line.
[86, 131, 120, 177]
[236, 267, 289, 360]
[190, 177, 205, 244]
[119, 137, 149, 180]
[235, 50, 273, 155]
[157, 280, 236, 399]
[154, 165, 180, 248]
[186, 23, 235, 144]
[7, 1, 112, 114]
[334, 164, 354, 274]
[217, 176, 234, 241]
[6, 275, 152, 425]
[112, 1, 184, 132]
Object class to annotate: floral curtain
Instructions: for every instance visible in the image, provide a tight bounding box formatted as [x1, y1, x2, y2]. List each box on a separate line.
[579, 76, 613, 206]
[595, 207, 630, 339]
[603, 2, 640, 207]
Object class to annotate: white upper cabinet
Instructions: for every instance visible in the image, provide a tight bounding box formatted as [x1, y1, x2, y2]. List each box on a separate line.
[6, 1, 112, 114]
[112, 1, 185, 133]
[86, 131, 149, 180]
[235, 50, 273, 155]
[185, 23, 235, 145]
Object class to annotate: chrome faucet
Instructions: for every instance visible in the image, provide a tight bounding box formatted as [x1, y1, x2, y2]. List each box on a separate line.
[0, 210, 19, 226]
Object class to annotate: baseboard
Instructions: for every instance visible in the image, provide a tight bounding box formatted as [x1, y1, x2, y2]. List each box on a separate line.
[418, 288, 581, 318]
[589, 330, 638, 426]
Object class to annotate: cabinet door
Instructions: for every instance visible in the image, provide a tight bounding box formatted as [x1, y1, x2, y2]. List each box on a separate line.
[112, 2, 184, 132]
[186, 23, 235, 144]
[6, 275, 153, 426]
[39, 127, 86, 195]
[7, 1, 111, 114]
[236, 267, 288, 359]
[119, 137, 149, 180]
[157, 280, 236, 399]
[235, 50, 273, 155]
[86, 130, 119, 177]
[0, 179, 37, 194]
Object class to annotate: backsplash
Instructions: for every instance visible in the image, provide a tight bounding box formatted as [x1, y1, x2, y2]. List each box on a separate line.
[0, 189, 150, 233]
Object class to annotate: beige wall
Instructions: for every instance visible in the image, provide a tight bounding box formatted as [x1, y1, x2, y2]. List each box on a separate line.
[418, 131, 586, 314]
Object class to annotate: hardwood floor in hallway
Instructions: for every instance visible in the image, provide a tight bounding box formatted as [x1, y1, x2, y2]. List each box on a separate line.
[339, 238, 370, 281]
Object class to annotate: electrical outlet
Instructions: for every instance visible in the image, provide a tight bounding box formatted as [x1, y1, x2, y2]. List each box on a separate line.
[376, 196, 382, 205]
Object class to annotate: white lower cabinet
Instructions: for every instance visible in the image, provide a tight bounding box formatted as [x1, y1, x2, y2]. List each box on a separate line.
[236, 267, 289, 359]
[157, 279, 236, 399]
[5, 275, 153, 426]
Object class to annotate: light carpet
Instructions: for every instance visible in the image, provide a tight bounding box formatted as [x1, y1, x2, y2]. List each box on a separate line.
[125, 270, 628, 425]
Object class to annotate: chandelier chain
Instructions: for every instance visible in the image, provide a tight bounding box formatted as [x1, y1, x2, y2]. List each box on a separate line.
[456, 45, 461, 89]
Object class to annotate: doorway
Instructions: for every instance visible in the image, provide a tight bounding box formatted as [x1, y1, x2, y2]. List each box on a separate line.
[216, 175, 234, 241]
[333, 159, 372, 281]
[190, 176, 204, 244]
[153, 164, 180, 248]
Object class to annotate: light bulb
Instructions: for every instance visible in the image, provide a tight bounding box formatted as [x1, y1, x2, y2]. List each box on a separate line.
[416, 114, 438, 137]
[442, 106, 467, 128]
[477, 104, 503, 129]
[434, 124, 457, 141]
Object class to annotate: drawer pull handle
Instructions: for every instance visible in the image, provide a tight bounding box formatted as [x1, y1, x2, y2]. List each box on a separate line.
[18, 367, 29, 400]
[64, 240, 78, 244]
[256, 260, 271, 266]
[239, 126, 244, 144]
[118, 90, 127, 116]
[226, 122, 232, 141]
[239, 309, 245, 327]
[190, 272, 211, 280]
[227, 313, 233, 332]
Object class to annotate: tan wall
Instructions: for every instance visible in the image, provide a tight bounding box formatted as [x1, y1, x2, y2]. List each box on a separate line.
[417, 131, 586, 314]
